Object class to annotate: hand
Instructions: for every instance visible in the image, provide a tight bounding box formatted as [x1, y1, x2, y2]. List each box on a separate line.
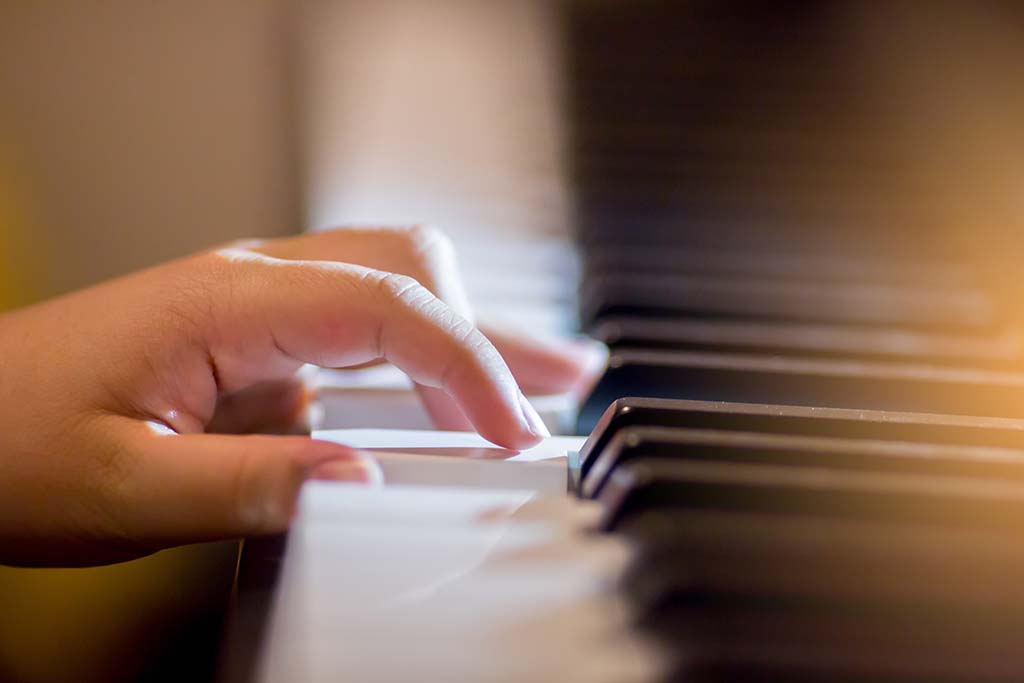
[0, 226, 605, 566]
[247, 227, 605, 429]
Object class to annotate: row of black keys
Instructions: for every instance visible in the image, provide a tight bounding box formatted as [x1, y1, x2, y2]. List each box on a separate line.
[574, 247, 1024, 434]
[576, 397, 1024, 682]
[562, 3, 1024, 678]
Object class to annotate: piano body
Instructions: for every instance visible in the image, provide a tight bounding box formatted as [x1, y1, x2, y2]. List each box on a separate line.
[223, 2, 1024, 681]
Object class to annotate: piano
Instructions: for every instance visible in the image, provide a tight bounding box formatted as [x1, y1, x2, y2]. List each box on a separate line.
[221, 2, 1024, 681]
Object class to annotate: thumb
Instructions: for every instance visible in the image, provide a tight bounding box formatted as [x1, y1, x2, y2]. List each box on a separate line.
[108, 419, 382, 546]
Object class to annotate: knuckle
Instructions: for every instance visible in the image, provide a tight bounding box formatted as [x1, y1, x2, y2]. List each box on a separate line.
[185, 249, 251, 298]
[375, 271, 432, 308]
[449, 316, 481, 346]
[166, 252, 247, 336]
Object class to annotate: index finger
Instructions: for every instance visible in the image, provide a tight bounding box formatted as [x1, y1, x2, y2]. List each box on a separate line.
[203, 249, 547, 450]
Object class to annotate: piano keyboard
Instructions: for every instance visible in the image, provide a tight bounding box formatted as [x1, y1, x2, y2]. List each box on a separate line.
[226, 2, 1024, 682]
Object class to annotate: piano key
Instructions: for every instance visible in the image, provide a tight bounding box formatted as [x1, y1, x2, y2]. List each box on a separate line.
[597, 458, 1024, 531]
[625, 514, 1024, 680]
[315, 365, 576, 434]
[258, 483, 665, 683]
[311, 428, 585, 494]
[655, 604, 1024, 683]
[580, 426, 1024, 499]
[580, 246, 975, 286]
[578, 272, 995, 330]
[573, 186, 925, 238]
[575, 214, 960, 261]
[590, 316, 1022, 367]
[578, 398, 1024, 482]
[572, 163, 914, 212]
[620, 508, 1024, 614]
[578, 349, 1024, 432]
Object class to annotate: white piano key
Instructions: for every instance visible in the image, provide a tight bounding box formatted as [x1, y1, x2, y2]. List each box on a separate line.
[297, 481, 598, 529]
[312, 429, 586, 493]
[257, 483, 665, 683]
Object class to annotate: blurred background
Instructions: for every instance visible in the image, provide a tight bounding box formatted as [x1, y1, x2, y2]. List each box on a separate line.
[1, 1, 1023, 681]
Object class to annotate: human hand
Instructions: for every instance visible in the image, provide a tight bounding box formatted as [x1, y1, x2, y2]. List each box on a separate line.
[0, 226, 605, 566]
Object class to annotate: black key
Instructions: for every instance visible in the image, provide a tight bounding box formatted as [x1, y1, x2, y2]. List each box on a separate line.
[580, 426, 1024, 499]
[590, 316, 1022, 368]
[578, 397, 1024, 481]
[577, 350, 1024, 433]
[581, 245, 974, 287]
[620, 509, 1024, 615]
[597, 458, 1024, 531]
[578, 272, 993, 330]
[626, 513, 1024, 681]
[655, 600, 1024, 683]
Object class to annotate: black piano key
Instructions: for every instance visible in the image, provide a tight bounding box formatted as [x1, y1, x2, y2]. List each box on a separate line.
[578, 399, 1024, 482]
[581, 246, 975, 286]
[675, 664, 1018, 683]
[580, 426, 1024, 499]
[590, 316, 1022, 368]
[621, 504, 1024, 681]
[597, 458, 1024, 531]
[657, 606, 1024, 683]
[577, 349, 1024, 433]
[652, 609, 1024, 680]
[628, 515, 1024, 682]
[577, 215, 952, 262]
[620, 509, 1024, 616]
[578, 272, 995, 330]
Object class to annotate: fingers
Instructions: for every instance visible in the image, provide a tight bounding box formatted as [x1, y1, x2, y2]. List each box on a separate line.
[247, 226, 486, 432]
[415, 384, 475, 431]
[244, 227, 604, 431]
[323, 324, 608, 414]
[249, 229, 485, 432]
[111, 418, 382, 543]
[206, 377, 312, 435]
[247, 225, 474, 320]
[202, 250, 546, 449]
[413, 327, 607, 430]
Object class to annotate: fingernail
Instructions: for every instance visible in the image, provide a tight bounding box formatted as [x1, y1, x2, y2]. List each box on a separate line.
[311, 452, 384, 485]
[518, 391, 551, 439]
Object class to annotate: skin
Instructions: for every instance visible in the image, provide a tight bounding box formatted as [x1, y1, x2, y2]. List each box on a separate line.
[0, 226, 605, 567]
